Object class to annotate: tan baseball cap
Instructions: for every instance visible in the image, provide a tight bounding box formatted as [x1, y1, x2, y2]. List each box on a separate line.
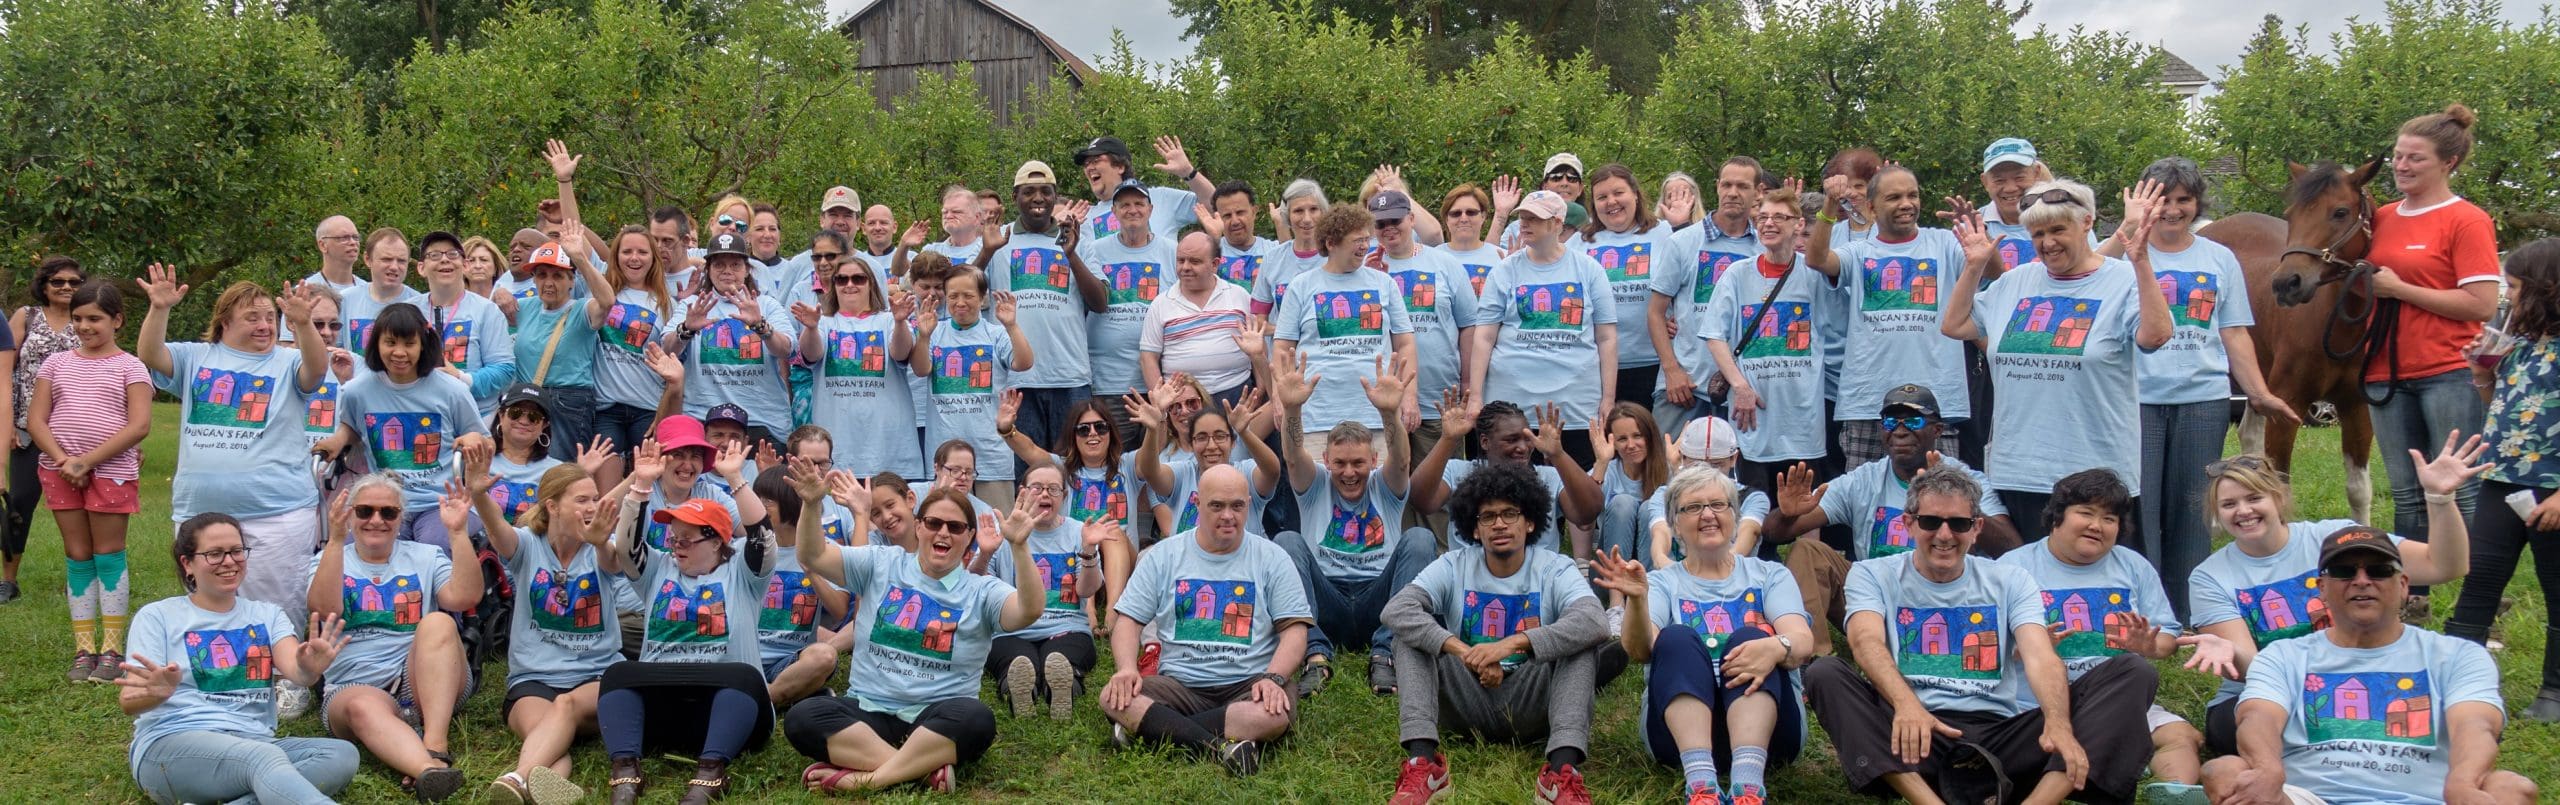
[1014, 160, 1058, 189]
[821, 186, 861, 213]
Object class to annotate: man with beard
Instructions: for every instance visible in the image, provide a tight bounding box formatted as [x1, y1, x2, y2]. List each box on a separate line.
[1803, 166, 1973, 468]
[975, 161, 1106, 456]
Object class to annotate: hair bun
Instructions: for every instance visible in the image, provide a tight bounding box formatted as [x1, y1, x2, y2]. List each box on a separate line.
[2441, 103, 2477, 130]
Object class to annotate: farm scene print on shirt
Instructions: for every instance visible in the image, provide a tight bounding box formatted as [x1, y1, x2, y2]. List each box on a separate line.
[1461, 590, 1540, 666]
[648, 579, 732, 650]
[870, 585, 966, 660]
[1895, 604, 2004, 686]
[1172, 578, 1257, 646]
[1999, 296, 2103, 356]
[187, 367, 278, 427]
[2237, 571, 2331, 646]
[184, 625, 278, 695]
[362, 412, 446, 472]
[342, 574, 427, 632]
[1861, 255, 1941, 312]
[2303, 671, 2438, 747]
[1677, 591, 1774, 649]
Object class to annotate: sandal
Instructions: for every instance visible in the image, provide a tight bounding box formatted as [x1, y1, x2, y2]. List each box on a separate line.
[802, 762, 862, 793]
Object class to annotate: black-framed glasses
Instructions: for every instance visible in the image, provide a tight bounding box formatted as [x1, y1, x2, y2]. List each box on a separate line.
[1074, 421, 1112, 436]
[939, 464, 975, 478]
[423, 248, 464, 262]
[1910, 514, 1979, 533]
[2322, 561, 2401, 581]
[1477, 508, 1527, 525]
[1022, 482, 1064, 495]
[664, 534, 719, 550]
[1191, 429, 1235, 444]
[918, 516, 972, 535]
[2022, 189, 2082, 211]
[350, 505, 401, 522]
[1879, 416, 1933, 433]
[191, 547, 251, 564]
[1676, 500, 1735, 517]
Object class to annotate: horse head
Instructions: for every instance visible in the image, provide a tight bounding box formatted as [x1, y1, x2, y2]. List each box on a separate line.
[2269, 158, 2384, 306]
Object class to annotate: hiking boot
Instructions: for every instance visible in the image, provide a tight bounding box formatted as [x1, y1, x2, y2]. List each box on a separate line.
[1534, 763, 1591, 805]
[68, 652, 98, 683]
[1296, 656, 1334, 698]
[676, 757, 727, 805]
[606, 756, 644, 805]
[1389, 754, 1451, 804]
[1043, 653, 1077, 721]
[1216, 739, 1262, 777]
[1003, 655, 1037, 718]
[1369, 652, 1397, 695]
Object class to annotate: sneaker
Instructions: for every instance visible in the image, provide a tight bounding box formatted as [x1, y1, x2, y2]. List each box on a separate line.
[2142, 782, 2209, 805]
[413, 766, 466, 802]
[1110, 723, 1131, 748]
[1685, 782, 1725, 805]
[1043, 653, 1076, 721]
[485, 772, 531, 804]
[1533, 763, 1591, 805]
[0, 580, 19, 604]
[90, 650, 125, 683]
[1368, 653, 1397, 695]
[276, 680, 314, 721]
[1216, 739, 1262, 777]
[1138, 641, 1162, 676]
[1389, 754, 1451, 804]
[924, 763, 957, 793]
[68, 652, 98, 683]
[1727, 782, 1766, 805]
[1003, 656, 1037, 718]
[1606, 605, 1625, 639]
[1296, 657, 1334, 698]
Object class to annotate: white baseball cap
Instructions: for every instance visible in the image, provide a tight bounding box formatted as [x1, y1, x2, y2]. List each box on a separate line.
[1679, 417, 1739, 461]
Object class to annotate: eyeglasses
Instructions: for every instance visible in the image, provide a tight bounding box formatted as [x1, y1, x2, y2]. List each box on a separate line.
[191, 547, 251, 564]
[1074, 421, 1112, 437]
[939, 464, 975, 478]
[2022, 189, 2083, 212]
[813, 252, 844, 262]
[2322, 561, 2401, 581]
[1191, 429, 1235, 444]
[833, 273, 870, 287]
[664, 534, 719, 550]
[503, 407, 547, 423]
[1910, 514, 1979, 533]
[1446, 208, 1483, 218]
[312, 320, 344, 332]
[1753, 213, 1802, 225]
[423, 249, 463, 262]
[1022, 482, 1064, 495]
[1477, 508, 1527, 525]
[1676, 500, 1735, 517]
[1168, 398, 1202, 415]
[350, 505, 401, 522]
[46, 277, 86, 288]
[918, 516, 972, 535]
[1879, 416, 1932, 433]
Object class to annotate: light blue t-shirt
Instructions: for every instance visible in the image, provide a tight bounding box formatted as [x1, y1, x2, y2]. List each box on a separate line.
[2135, 238, 2256, 405]
[1842, 553, 2047, 716]
[305, 272, 359, 297]
[1476, 249, 1618, 428]
[836, 544, 1016, 717]
[418, 291, 519, 412]
[1441, 459, 1566, 553]
[1978, 208, 2097, 275]
[1065, 457, 1147, 538]
[988, 519, 1091, 640]
[1641, 556, 1811, 754]
[1996, 539, 2181, 706]
[1087, 186, 1201, 242]
[1274, 266, 1413, 431]
[512, 298, 596, 390]
[1292, 469, 1413, 582]
[1437, 243, 1504, 306]
[1573, 223, 1679, 369]
[1218, 237, 1277, 292]
[1655, 222, 1761, 391]
[1248, 245, 1326, 311]
[157, 343, 322, 521]
[642, 481, 745, 551]
[125, 597, 301, 773]
[678, 293, 796, 432]
[755, 546, 824, 667]
[813, 311, 926, 478]
[988, 227, 1091, 389]
[2190, 519, 2383, 703]
[1971, 257, 2148, 494]
[337, 371, 488, 511]
[922, 317, 1018, 481]
[1162, 456, 1269, 537]
[2241, 627, 2502, 805]
[488, 453, 564, 525]
[1082, 232, 1180, 394]
[625, 538, 770, 665]
[1114, 530, 1316, 687]
[338, 285, 426, 360]
[1831, 231, 1972, 420]
[501, 531, 622, 688]
[923, 238, 983, 268]
[1816, 457, 2007, 561]
[595, 290, 672, 410]
[310, 541, 454, 689]
[1408, 546, 1592, 668]
[1701, 254, 1829, 461]
[1382, 248, 1484, 419]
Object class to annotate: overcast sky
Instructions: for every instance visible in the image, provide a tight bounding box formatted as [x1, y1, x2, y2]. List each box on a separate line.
[828, 0, 2547, 86]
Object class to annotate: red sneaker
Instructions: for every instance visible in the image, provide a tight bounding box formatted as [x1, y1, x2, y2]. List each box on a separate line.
[1685, 782, 1726, 805]
[1728, 783, 1765, 805]
[1138, 641, 1162, 676]
[1534, 764, 1591, 805]
[1389, 755, 1451, 804]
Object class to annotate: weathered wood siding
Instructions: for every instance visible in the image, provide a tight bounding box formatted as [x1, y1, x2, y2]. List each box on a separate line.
[843, 0, 1079, 125]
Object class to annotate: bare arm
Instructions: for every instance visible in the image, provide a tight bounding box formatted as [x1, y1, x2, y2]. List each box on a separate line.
[1847, 610, 1932, 712]
[2440, 701, 2509, 801]
[997, 538, 1045, 631]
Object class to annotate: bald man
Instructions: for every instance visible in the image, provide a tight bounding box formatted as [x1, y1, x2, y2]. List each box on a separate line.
[856, 205, 900, 274]
[308, 215, 362, 294]
[1140, 231, 1262, 402]
[1103, 465, 1312, 776]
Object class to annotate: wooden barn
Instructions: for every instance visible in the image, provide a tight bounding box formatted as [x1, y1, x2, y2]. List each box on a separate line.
[837, 0, 1096, 126]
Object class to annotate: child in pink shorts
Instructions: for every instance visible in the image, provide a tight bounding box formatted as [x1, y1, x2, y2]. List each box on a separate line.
[29, 279, 152, 683]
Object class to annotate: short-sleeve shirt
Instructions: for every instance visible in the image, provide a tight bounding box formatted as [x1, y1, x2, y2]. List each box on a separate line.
[1291, 469, 1411, 582]
[755, 547, 826, 666]
[1249, 246, 1326, 311]
[988, 519, 1092, 640]
[1406, 546, 1592, 667]
[1114, 530, 1316, 687]
[1162, 456, 1269, 537]
[1141, 283, 1255, 394]
[1273, 267, 1412, 431]
[1831, 231, 1972, 420]
[1436, 243, 1504, 301]
[1087, 186, 1200, 242]
[625, 541, 771, 665]
[338, 286, 426, 360]
[1970, 258, 2147, 494]
[836, 544, 1016, 717]
[419, 292, 518, 410]
[1573, 223, 1681, 369]
[2135, 238, 2256, 405]
[2241, 628, 2502, 805]
[990, 227, 1092, 389]
[1382, 248, 1484, 419]
[1476, 249, 1619, 428]
[641, 482, 745, 551]
[1996, 540, 2180, 705]
[312, 541, 454, 689]
[126, 597, 300, 773]
[2189, 519, 2389, 702]
[337, 370, 489, 511]
[1842, 553, 2047, 716]
[1065, 458, 1148, 538]
[1656, 223, 1762, 385]
[158, 343, 320, 520]
[513, 298, 596, 390]
[1442, 459, 1567, 553]
[2365, 198, 2502, 384]
[34, 350, 152, 481]
[502, 533, 622, 688]
[1082, 233, 1181, 394]
[2485, 337, 2560, 489]
[922, 317, 1019, 481]
[594, 289, 672, 410]
[488, 454, 564, 525]
[1701, 254, 1829, 461]
[813, 311, 926, 478]
[678, 293, 796, 432]
[1817, 458, 2007, 560]
[1644, 557, 1809, 652]
[1218, 237, 1278, 292]
[922, 239, 983, 269]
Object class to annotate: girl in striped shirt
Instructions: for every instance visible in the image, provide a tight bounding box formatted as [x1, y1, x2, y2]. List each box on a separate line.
[28, 280, 154, 684]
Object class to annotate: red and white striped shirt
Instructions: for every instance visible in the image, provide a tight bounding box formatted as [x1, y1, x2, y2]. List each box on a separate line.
[1140, 282, 1256, 393]
[35, 350, 151, 481]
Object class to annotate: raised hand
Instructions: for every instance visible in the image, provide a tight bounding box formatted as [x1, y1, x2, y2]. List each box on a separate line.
[1360, 353, 1408, 412]
[140, 262, 190, 310]
[683, 293, 718, 332]
[791, 301, 821, 329]
[114, 653, 184, 701]
[437, 478, 473, 535]
[1125, 388, 1168, 434]
[995, 388, 1023, 433]
[1232, 316, 1269, 360]
[2414, 431, 2491, 497]
[1490, 175, 1522, 213]
[1588, 415, 1616, 466]
[279, 282, 317, 329]
[297, 613, 349, 673]
[1439, 387, 1476, 440]
[327, 489, 356, 543]
[889, 286, 917, 322]
[629, 439, 666, 487]
[575, 436, 615, 479]
[1194, 202, 1225, 239]
[1531, 402, 1567, 458]
[900, 219, 930, 250]
[828, 470, 872, 512]
[2177, 631, 2240, 680]
[1273, 350, 1318, 408]
[1952, 209, 1995, 269]
[1935, 195, 1980, 224]
[712, 438, 749, 479]
[1590, 549, 1648, 598]
[752, 440, 782, 476]
[643, 342, 683, 384]
[542, 139, 581, 183]
[991, 290, 1018, 326]
[1082, 520, 1126, 552]
[1775, 462, 1825, 520]
[460, 441, 496, 494]
[559, 222, 590, 261]
[1151, 135, 1196, 178]
[787, 455, 830, 501]
[729, 285, 765, 325]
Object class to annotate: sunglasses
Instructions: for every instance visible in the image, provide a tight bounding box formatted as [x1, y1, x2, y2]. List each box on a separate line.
[1446, 208, 1484, 218]
[2022, 189, 2082, 211]
[191, 547, 251, 564]
[918, 516, 972, 535]
[503, 407, 547, 423]
[813, 252, 844, 262]
[46, 277, 86, 288]
[1546, 171, 1582, 183]
[665, 534, 719, 550]
[351, 505, 401, 522]
[1879, 415, 1933, 433]
[312, 320, 344, 332]
[2322, 561, 2401, 581]
[1074, 421, 1112, 436]
[1910, 514, 1979, 533]
[833, 273, 871, 286]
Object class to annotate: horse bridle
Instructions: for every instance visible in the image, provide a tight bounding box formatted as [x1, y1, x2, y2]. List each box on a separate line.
[2284, 187, 2404, 404]
[2282, 189, 2376, 284]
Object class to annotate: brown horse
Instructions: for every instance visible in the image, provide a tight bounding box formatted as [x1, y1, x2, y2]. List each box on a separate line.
[2200, 158, 2384, 523]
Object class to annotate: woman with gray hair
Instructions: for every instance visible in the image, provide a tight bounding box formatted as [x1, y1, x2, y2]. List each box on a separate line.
[1656, 171, 1703, 230]
[2099, 157, 2294, 619]
[1248, 178, 1332, 320]
[1940, 178, 2174, 541]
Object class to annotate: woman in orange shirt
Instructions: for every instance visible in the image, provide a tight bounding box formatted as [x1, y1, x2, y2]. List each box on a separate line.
[2364, 103, 2502, 613]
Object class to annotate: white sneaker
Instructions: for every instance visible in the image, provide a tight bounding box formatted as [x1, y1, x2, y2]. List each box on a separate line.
[275, 680, 313, 720]
[1606, 605, 1626, 639]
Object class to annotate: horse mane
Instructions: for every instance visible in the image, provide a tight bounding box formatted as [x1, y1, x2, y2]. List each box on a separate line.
[2284, 161, 2359, 211]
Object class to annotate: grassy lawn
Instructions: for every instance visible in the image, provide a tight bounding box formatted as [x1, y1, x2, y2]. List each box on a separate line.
[0, 403, 2547, 802]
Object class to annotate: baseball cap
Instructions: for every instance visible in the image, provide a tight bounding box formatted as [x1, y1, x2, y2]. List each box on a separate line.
[1982, 138, 2040, 172]
[1014, 159, 1058, 189]
[1563, 202, 1590, 229]
[1517, 190, 1569, 221]
[492, 384, 554, 428]
[1542, 152, 1584, 178]
[1678, 417, 1739, 461]
[1074, 136, 1133, 167]
[821, 186, 861, 213]
[2317, 525, 2403, 567]
[702, 231, 751, 260]
[653, 498, 736, 544]
[1880, 383, 1941, 418]
[1366, 190, 1412, 222]
[1110, 179, 1151, 202]
[653, 414, 714, 455]
[703, 403, 751, 429]
[525, 241, 574, 273]
[419, 230, 463, 256]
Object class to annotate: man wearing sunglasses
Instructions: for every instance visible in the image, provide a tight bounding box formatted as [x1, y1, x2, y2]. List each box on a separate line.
[1805, 463, 2154, 805]
[2203, 527, 2538, 805]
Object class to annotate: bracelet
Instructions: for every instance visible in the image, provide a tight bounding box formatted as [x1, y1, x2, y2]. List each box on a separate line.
[2425, 492, 2457, 506]
[749, 321, 772, 336]
[680, 326, 700, 341]
[1183, 168, 1200, 182]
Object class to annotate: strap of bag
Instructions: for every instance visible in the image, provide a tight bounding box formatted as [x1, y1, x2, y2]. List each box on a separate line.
[529, 307, 572, 386]
[1728, 257, 1796, 355]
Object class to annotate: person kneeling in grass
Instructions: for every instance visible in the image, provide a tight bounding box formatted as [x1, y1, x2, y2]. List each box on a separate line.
[1384, 460, 1625, 804]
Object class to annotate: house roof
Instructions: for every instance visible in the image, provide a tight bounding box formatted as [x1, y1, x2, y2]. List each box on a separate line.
[840, 0, 1097, 83]
[2155, 49, 2209, 86]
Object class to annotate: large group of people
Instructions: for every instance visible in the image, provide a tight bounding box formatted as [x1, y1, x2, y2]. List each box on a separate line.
[1, 103, 2548, 804]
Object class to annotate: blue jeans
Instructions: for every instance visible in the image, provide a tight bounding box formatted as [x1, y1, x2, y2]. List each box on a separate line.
[1599, 492, 1647, 566]
[1277, 526, 1438, 658]
[592, 402, 659, 465]
[538, 384, 598, 462]
[2138, 400, 2226, 622]
[133, 731, 356, 805]
[2367, 370, 2484, 592]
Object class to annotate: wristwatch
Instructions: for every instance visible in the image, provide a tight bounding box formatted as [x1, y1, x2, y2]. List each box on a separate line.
[1775, 634, 1797, 662]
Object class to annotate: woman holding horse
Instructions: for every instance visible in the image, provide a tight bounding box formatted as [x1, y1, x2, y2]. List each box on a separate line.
[2452, 237, 2560, 723]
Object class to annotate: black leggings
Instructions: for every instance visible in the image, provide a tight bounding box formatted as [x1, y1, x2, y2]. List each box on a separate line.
[783, 696, 999, 766]
[985, 632, 1098, 693]
[2, 445, 37, 562]
[595, 661, 773, 761]
[2448, 479, 2560, 690]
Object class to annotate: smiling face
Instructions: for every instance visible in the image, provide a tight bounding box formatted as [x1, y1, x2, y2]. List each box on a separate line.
[222, 295, 280, 353]
[1755, 198, 1800, 253]
[1542, 169, 1583, 202]
[1324, 439, 1376, 499]
[2049, 503, 2120, 565]
[548, 478, 603, 532]
[2153, 187, 2201, 237]
[1479, 412, 1535, 466]
[616, 231, 655, 283]
[1673, 481, 1736, 560]
[1014, 184, 1058, 231]
[830, 264, 876, 314]
[1113, 192, 1152, 237]
[1072, 409, 1112, 465]
[183, 523, 249, 596]
[1983, 162, 2036, 211]
[421, 240, 464, 288]
[2029, 215, 2092, 269]
[915, 498, 973, 576]
[1872, 171, 1923, 239]
[1081, 157, 1129, 198]
[377, 332, 423, 381]
[499, 402, 549, 455]
[1901, 490, 1978, 579]
[1591, 174, 1639, 232]
[870, 489, 915, 547]
[663, 446, 707, 491]
[1607, 416, 1648, 468]
[1185, 410, 1236, 467]
[748, 212, 782, 259]
[1286, 197, 1324, 241]
[2391, 133, 2455, 197]
[2212, 477, 2286, 543]
[351, 484, 404, 554]
[862, 205, 897, 249]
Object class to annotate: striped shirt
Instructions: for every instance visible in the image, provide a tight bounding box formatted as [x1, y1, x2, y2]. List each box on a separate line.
[35, 349, 151, 481]
[1141, 282, 1255, 393]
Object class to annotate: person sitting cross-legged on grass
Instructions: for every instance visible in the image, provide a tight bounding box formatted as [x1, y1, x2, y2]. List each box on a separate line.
[2201, 526, 2540, 805]
[1595, 465, 1814, 805]
[1383, 460, 1626, 805]
[1802, 463, 2156, 805]
[1101, 464, 1313, 776]
[1270, 350, 1436, 696]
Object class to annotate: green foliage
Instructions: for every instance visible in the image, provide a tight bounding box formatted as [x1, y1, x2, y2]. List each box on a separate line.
[1168, 0, 1733, 96]
[2206, 0, 2560, 241]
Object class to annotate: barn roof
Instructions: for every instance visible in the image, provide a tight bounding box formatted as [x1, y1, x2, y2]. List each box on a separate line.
[840, 0, 1097, 83]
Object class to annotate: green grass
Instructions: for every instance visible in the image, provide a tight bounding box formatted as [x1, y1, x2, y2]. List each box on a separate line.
[0, 404, 2548, 802]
